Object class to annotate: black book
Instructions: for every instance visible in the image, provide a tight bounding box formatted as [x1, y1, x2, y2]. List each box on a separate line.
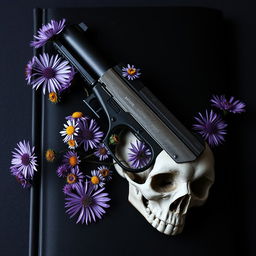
[30, 7, 224, 256]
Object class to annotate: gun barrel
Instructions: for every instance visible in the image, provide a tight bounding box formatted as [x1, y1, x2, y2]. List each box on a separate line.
[55, 23, 111, 81]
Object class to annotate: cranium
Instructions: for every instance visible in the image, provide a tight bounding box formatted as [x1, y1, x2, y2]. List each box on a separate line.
[114, 131, 215, 235]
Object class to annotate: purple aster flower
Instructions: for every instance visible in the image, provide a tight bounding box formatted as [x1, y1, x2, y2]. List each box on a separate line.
[25, 56, 37, 84]
[66, 166, 84, 189]
[10, 140, 37, 179]
[128, 140, 152, 169]
[63, 151, 81, 169]
[97, 165, 113, 182]
[30, 19, 66, 48]
[58, 66, 76, 92]
[16, 173, 32, 189]
[11, 168, 32, 189]
[28, 53, 74, 94]
[193, 109, 228, 147]
[87, 170, 105, 190]
[122, 64, 141, 80]
[94, 143, 110, 161]
[65, 182, 110, 224]
[10, 166, 19, 176]
[77, 118, 104, 152]
[56, 164, 69, 178]
[63, 184, 73, 194]
[210, 95, 246, 114]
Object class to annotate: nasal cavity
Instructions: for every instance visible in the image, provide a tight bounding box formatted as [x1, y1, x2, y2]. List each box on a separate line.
[169, 195, 191, 213]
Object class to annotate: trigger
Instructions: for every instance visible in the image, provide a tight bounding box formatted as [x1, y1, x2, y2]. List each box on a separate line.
[83, 94, 102, 118]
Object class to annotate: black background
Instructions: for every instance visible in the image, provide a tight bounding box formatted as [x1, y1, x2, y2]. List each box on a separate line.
[0, 1, 255, 256]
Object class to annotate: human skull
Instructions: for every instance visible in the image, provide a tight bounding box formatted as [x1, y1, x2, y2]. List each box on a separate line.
[114, 131, 215, 236]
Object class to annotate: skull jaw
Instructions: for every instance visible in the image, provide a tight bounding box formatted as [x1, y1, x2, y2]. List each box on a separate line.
[128, 183, 185, 236]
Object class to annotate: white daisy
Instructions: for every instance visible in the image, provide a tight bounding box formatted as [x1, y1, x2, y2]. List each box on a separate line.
[60, 120, 79, 143]
[86, 170, 105, 190]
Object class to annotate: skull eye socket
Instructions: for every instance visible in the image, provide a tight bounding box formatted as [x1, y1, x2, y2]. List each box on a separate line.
[125, 171, 150, 184]
[126, 173, 145, 184]
[151, 172, 177, 193]
[190, 176, 212, 199]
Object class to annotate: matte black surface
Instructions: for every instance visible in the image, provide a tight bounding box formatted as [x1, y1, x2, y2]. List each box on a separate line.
[37, 7, 226, 256]
[0, 1, 255, 256]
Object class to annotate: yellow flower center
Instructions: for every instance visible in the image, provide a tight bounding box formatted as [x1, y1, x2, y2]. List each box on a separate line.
[66, 126, 75, 135]
[49, 92, 58, 103]
[68, 140, 76, 147]
[69, 156, 77, 166]
[127, 68, 136, 75]
[91, 176, 100, 185]
[67, 173, 77, 184]
[100, 168, 110, 177]
[72, 112, 83, 118]
[45, 149, 55, 162]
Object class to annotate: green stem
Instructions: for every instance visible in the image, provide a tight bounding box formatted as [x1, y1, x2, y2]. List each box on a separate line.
[83, 160, 124, 166]
[84, 160, 113, 165]
[83, 153, 95, 159]
[223, 110, 228, 116]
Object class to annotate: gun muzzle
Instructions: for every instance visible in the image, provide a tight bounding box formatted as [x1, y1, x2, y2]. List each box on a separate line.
[53, 23, 111, 85]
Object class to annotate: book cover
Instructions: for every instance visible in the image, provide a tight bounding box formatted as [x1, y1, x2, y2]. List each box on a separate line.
[31, 7, 223, 256]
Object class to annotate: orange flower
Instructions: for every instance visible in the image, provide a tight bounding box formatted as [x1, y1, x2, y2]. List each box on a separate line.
[71, 112, 83, 118]
[48, 92, 58, 103]
[45, 149, 55, 162]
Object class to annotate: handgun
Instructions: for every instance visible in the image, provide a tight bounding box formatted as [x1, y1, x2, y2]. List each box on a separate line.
[51, 22, 205, 173]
